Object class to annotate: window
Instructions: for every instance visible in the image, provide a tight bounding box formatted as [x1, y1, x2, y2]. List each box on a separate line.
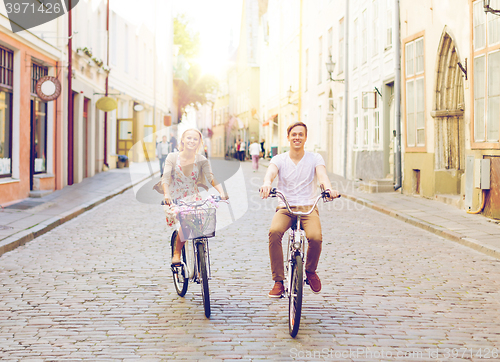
[31, 63, 49, 174]
[318, 36, 323, 84]
[339, 18, 344, 74]
[318, 105, 322, 146]
[135, 36, 139, 80]
[362, 10, 367, 64]
[0, 46, 13, 178]
[124, 24, 129, 73]
[353, 18, 358, 68]
[385, 0, 392, 49]
[363, 114, 369, 146]
[354, 98, 359, 146]
[405, 37, 425, 147]
[31, 63, 48, 95]
[328, 27, 333, 59]
[473, 0, 500, 143]
[305, 49, 309, 91]
[374, 93, 380, 145]
[328, 90, 334, 114]
[373, 0, 378, 56]
[111, 12, 117, 64]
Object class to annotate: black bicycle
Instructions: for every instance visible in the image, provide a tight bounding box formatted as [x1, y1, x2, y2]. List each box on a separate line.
[267, 186, 337, 337]
[163, 196, 227, 318]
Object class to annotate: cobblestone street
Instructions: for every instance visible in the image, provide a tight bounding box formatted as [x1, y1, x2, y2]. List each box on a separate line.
[1, 161, 499, 361]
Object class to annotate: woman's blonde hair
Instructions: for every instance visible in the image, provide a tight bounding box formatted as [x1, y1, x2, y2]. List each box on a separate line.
[178, 128, 204, 153]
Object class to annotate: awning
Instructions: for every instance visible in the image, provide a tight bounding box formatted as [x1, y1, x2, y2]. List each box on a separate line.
[263, 114, 278, 126]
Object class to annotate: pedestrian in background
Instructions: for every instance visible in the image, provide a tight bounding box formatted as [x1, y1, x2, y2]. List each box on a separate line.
[249, 138, 261, 172]
[235, 139, 241, 160]
[260, 138, 265, 158]
[169, 132, 178, 153]
[157, 135, 169, 176]
[239, 139, 246, 161]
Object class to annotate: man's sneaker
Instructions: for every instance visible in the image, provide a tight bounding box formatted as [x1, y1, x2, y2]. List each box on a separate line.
[305, 271, 321, 293]
[268, 282, 284, 298]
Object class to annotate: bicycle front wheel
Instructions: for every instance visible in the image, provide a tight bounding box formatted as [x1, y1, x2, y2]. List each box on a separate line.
[288, 254, 303, 338]
[171, 230, 188, 297]
[197, 241, 211, 318]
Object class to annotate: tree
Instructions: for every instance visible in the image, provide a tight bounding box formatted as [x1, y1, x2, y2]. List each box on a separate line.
[174, 15, 218, 120]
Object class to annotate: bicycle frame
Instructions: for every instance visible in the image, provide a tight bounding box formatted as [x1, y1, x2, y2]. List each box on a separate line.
[183, 237, 211, 282]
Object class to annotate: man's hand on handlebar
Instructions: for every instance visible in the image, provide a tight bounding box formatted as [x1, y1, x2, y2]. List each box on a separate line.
[324, 188, 340, 201]
[259, 185, 273, 199]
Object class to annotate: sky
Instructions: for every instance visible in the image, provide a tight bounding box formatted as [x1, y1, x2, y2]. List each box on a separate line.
[172, 0, 243, 76]
[101, 0, 243, 76]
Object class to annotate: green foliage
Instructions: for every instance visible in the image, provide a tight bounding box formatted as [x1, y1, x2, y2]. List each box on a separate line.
[174, 14, 218, 119]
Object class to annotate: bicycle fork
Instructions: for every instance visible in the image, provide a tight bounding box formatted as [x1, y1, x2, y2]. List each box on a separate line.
[285, 217, 305, 296]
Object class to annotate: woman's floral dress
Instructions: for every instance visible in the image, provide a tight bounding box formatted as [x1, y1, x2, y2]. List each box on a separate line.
[163, 156, 203, 227]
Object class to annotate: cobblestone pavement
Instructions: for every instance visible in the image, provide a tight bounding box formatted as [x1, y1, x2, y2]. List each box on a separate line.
[0, 161, 499, 361]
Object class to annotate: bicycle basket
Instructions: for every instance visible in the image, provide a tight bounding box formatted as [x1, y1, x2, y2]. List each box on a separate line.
[178, 206, 216, 240]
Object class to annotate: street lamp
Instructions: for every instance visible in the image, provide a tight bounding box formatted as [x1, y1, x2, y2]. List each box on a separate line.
[287, 86, 297, 105]
[484, 0, 500, 15]
[326, 55, 344, 83]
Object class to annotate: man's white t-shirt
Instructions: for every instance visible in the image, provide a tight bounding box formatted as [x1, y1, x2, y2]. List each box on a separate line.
[270, 151, 325, 207]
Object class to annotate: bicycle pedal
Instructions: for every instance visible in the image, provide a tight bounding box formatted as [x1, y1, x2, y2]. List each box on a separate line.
[171, 264, 183, 273]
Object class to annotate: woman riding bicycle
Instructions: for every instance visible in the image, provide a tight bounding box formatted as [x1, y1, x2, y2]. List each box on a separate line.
[161, 128, 228, 264]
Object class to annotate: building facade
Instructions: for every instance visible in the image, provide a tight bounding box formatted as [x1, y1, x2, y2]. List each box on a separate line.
[0, 6, 63, 204]
[401, 0, 500, 218]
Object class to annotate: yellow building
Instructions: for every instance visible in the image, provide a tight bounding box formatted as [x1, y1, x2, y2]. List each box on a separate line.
[401, 0, 500, 218]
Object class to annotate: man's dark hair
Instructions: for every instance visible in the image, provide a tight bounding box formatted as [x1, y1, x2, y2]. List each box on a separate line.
[287, 121, 308, 136]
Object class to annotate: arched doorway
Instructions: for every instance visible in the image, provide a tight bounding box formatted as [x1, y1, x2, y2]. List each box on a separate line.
[432, 32, 465, 194]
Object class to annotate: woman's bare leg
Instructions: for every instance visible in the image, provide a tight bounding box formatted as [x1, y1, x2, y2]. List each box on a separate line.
[172, 228, 186, 263]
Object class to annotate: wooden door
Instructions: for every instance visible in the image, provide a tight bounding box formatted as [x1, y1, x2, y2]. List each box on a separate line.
[484, 156, 500, 220]
[117, 119, 133, 158]
[143, 124, 156, 161]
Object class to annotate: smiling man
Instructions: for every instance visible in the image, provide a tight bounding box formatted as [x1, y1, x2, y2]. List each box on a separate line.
[260, 122, 340, 298]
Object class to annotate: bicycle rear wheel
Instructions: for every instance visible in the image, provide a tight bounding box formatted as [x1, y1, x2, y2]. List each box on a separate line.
[196, 241, 211, 318]
[288, 254, 303, 338]
[171, 230, 188, 297]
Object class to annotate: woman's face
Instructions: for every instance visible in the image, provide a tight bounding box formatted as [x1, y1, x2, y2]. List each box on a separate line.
[182, 131, 201, 151]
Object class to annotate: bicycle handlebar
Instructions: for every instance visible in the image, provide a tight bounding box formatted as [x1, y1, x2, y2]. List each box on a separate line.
[161, 195, 228, 207]
[267, 187, 340, 216]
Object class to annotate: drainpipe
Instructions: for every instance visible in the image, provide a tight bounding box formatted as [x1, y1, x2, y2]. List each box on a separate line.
[67, 0, 73, 185]
[104, 0, 109, 168]
[394, 0, 402, 191]
[343, 0, 349, 178]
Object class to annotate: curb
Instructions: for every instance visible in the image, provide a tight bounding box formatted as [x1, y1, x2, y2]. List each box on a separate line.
[259, 159, 500, 260]
[0, 172, 158, 257]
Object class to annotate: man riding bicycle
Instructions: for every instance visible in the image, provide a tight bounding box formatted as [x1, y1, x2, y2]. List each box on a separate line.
[260, 122, 339, 298]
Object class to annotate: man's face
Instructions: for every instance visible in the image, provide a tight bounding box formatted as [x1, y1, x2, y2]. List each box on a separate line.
[287, 126, 307, 150]
[162, 136, 167, 142]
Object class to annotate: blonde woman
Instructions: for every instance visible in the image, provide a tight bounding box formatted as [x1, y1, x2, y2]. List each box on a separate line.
[162, 129, 228, 264]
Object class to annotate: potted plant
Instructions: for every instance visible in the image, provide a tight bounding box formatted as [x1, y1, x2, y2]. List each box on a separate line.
[117, 155, 129, 168]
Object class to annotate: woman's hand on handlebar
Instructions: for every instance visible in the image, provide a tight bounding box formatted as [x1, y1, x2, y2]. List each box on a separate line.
[163, 195, 173, 206]
[219, 192, 229, 200]
[259, 185, 272, 199]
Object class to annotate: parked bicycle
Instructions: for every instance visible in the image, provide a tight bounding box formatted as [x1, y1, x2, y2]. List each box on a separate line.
[162, 195, 228, 318]
[266, 186, 338, 337]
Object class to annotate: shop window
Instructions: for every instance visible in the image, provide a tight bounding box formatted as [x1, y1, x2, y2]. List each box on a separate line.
[0, 46, 13, 178]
